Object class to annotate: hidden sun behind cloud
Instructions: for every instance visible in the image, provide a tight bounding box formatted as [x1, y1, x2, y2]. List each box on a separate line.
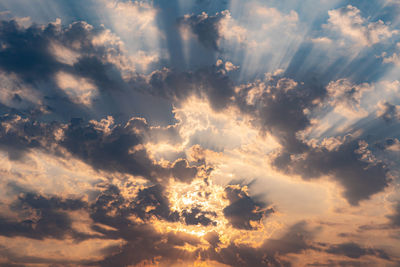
[0, 0, 400, 266]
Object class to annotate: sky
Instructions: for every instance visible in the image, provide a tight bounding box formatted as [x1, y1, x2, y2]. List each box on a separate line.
[0, 0, 400, 266]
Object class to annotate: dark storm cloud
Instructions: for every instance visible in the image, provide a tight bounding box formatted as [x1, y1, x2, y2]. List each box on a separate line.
[179, 11, 226, 51]
[223, 185, 274, 230]
[325, 242, 390, 260]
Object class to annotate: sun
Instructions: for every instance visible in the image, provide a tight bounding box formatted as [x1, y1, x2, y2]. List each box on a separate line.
[163, 178, 230, 237]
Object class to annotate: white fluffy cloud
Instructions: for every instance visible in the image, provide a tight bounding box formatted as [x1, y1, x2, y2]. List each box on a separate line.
[324, 5, 398, 47]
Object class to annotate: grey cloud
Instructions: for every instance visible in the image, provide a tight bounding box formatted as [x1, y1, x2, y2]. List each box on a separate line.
[132, 184, 179, 222]
[0, 19, 174, 123]
[0, 114, 199, 183]
[223, 185, 274, 230]
[0, 182, 324, 266]
[0, 20, 62, 83]
[171, 159, 198, 183]
[204, 231, 220, 248]
[261, 221, 317, 255]
[0, 192, 90, 241]
[377, 101, 400, 123]
[234, 75, 391, 205]
[143, 63, 234, 111]
[387, 201, 400, 227]
[233, 75, 390, 205]
[179, 11, 226, 51]
[274, 139, 390, 205]
[326, 242, 390, 260]
[0, 18, 233, 120]
[61, 117, 163, 182]
[0, 114, 56, 160]
[203, 221, 316, 267]
[0, 19, 124, 84]
[88, 184, 200, 267]
[181, 207, 217, 226]
[61, 118, 200, 183]
[235, 76, 325, 154]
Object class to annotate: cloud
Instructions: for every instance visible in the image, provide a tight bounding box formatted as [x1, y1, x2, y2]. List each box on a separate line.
[0, 114, 199, 183]
[274, 139, 390, 205]
[203, 221, 317, 267]
[387, 201, 400, 227]
[326, 242, 390, 260]
[235, 75, 325, 154]
[382, 44, 400, 66]
[223, 185, 273, 230]
[0, 2, 400, 266]
[0, 18, 170, 121]
[324, 5, 398, 47]
[181, 207, 217, 226]
[132, 184, 180, 222]
[326, 79, 371, 118]
[232, 73, 391, 205]
[377, 101, 400, 123]
[142, 62, 235, 111]
[0, 192, 89, 240]
[179, 11, 227, 51]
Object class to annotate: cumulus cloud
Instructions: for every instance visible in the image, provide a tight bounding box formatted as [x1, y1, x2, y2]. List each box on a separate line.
[324, 5, 398, 47]
[326, 79, 371, 118]
[232, 73, 392, 205]
[234, 73, 326, 155]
